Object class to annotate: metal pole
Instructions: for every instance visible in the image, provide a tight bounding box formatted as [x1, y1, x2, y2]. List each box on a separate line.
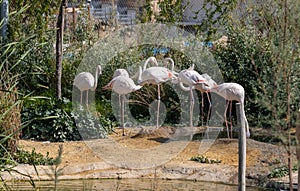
[1, 0, 9, 42]
[236, 103, 246, 191]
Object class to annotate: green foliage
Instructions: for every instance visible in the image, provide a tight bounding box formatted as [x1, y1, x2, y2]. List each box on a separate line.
[15, 35, 57, 95]
[9, 0, 60, 38]
[195, 0, 237, 39]
[156, 0, 185, 23]
[140, 0, 154, 23]
[72, 107, 114, 139]
[268, 165, 297, 178]
[213, 0, 300, 131]
[22, 97, 115, 142]
[13, 148, 55, 165]
[22, 98, 81, 142]
[6, 1, 60, 95]
[190, 155, 221, 164]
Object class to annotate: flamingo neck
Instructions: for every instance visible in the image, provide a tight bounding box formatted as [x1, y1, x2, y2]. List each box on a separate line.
[143, 57, 158, 71]
[92, 65, 101, 91]
[179, 82, 192, 92]
[164, 58, 175, 72]
[137, 66, 143, 84]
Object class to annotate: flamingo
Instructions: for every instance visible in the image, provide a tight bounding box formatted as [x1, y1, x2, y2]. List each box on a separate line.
[181, 64, 215, 125]
[104, 72, 142, 136]
[177, 64, 208, 128]
[138, 57, 177, 129]
[74, 65, 102, 106]
[202, 82, 250, 138]
[102, 69, 129, 90]
[194, 73, 217, 125]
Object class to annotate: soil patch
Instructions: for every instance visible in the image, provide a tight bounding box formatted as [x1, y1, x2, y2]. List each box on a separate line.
[12, 126, 297, 188]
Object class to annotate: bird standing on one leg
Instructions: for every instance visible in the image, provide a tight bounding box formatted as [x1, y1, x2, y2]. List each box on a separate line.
[74, 65, 102, 107]
[104, 69, 142, 136]
[138, 57, 177, 129]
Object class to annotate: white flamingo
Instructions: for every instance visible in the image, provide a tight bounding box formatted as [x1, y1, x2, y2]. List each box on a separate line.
[177, 64, 207, 128]
[176, 65, 216, 126]
[202, 82, 250, 138]
[104, 72, 142, 136]
[194, 73, 217, 125]
[138, 57, 177, 129]
[102, 69, 129, 90]
[74, 65, 102, 106]
[103, 68, 130, 114]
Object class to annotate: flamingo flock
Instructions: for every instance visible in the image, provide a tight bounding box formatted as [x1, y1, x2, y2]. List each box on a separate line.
[74, 57, 250, 138]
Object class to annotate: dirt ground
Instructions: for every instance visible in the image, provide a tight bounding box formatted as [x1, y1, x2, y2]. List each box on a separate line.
[19, 127, 286, 167]
[14, 127, 297, 188]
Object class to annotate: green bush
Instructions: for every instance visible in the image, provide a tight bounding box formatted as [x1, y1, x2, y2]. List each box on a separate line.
[13, 148, 55, 165]
[190, 155, 221, 164]
[213, 0, 300, 130]
[22, 98, 116, 142]
[72, 106, 116, 140]
[22, 98, 80, 142]
[268, 165, 297, 178]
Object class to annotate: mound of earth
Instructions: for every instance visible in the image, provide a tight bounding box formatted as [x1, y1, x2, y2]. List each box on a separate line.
[3, 126, 297, 188]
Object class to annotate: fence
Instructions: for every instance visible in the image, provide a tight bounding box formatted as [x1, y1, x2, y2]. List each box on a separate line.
[64, 0, 214, 34]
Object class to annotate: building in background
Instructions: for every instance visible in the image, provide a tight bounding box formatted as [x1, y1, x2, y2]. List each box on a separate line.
[89, 0, 146, 26]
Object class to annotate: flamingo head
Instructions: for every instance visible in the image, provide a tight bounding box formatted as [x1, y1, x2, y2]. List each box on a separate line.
[97, 65, 102, 75]
[147, 57, 158, 66]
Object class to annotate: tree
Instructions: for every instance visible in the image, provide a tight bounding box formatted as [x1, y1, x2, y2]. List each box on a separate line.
[213, 1, 299, 190]
[56, 0, 67, 100]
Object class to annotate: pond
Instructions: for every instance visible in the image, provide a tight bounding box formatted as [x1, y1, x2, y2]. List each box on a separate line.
[6, 178, 271, 191]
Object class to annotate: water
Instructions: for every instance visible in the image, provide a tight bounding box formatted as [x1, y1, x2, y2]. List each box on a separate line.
[6, 179, 270, 191]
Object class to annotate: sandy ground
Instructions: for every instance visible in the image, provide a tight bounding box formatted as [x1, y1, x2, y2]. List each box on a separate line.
[10, 126, 297, 188]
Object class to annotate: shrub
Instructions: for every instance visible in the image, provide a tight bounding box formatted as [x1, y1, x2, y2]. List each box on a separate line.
[268, 165, 297, 178]
[72, 106, 115, 140]
[22, 98, 116, 142]
[13, 148, 55, 165]
[190, 155, 221, 164]
[21, 98, 81, 142]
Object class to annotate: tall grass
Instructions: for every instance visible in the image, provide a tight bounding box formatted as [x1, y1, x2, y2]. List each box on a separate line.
[0, 38, 32, 158]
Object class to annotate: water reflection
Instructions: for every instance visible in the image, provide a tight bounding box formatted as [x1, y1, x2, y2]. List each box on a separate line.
[7, 178, 268, 191]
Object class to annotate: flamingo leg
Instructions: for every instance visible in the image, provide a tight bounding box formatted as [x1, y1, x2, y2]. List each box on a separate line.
[156, 84, 161, 129]
[80, 91, 83, 105]
[224, 100, 230, 139]
[206, 91, 212, 126]
[121, 94, 125, 136]
[86, 90, 89, 108]
[119, 94, 121, 116]
[229, 100, 233, 138]
[201, 92, 204, 126]
[190, 87, 194, 128]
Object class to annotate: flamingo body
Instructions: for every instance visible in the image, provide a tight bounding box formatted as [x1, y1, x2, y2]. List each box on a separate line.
[74, 65, 102, 105]
[178, 65, 208, 128]
[103, 69, 129, 90]
[112, 76, 142, 95]
[179, 67, 207, 86]
[139, 66, 174, 85]
[74, 72, 95, 91]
